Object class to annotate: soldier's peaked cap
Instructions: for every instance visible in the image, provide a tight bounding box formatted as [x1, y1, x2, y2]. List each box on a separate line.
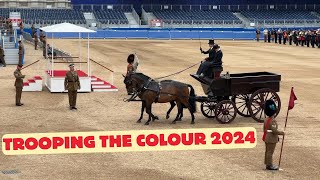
[208, 39, 215, 44]
[264, 99, 277, 117]
[69, 64, 74, 67]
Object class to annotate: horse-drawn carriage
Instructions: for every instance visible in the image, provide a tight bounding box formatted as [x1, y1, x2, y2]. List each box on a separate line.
[190, 72, 281, 124]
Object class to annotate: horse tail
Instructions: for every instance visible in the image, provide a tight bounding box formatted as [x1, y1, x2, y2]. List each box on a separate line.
[187, 84, 197, 113]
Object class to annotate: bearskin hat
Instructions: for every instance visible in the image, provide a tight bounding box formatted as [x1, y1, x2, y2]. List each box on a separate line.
[264, 99, 277, 117]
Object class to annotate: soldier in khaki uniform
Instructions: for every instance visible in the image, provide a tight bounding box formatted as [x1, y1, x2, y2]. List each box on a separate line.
[18, 40, 24, 66]
[34, 32, 38, 50]
[42, 36, 47, 58]
[31, 24, 35, 38]
[39, 30, 44, 43]
[0, 45, 6, 67]
[14, 64, 25, 106]
[262, 100, 285, 170]
[9, 21, 13, 42]
[64, 64, 81, 110]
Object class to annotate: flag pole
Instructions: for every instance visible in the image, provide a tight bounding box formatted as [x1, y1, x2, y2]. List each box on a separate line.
[278, 87, 296, 168]
[278, 107, 289, 168]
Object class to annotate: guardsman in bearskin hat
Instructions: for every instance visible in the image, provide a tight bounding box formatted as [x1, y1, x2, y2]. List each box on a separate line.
[262, 100, 285, 170]
[126, 53, 139, 75]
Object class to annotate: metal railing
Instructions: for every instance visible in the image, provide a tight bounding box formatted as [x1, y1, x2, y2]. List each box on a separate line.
[71, 4, 133, 11]
[160, 19, 244, 28]
[250, 19, 320, 27]
[142, 4, 320, 11]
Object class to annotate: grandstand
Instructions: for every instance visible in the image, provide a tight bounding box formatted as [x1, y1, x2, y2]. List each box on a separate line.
[0, 0, 319, 29]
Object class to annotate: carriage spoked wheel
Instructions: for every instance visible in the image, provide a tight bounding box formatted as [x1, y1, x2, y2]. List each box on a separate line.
[200, 101, 217, 118]
[248, 88, 281, 123]
[231, 94, 251, 117]
[214, 100, 237, 124]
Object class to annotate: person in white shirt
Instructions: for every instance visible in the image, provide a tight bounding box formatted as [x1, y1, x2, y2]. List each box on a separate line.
[263, 29, 268, 42]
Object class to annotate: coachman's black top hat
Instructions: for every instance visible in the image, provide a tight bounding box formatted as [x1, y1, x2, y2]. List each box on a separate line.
[264, 100, 277, 117]
[208, 39, 215, 44]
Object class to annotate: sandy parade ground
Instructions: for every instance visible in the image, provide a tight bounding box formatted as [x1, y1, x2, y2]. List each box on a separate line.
[0, 39, 320, 180]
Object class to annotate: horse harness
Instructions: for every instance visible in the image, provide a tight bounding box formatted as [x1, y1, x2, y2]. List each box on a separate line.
[143, 78, 162, 103]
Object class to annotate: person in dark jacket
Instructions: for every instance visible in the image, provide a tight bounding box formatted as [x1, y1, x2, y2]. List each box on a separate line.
[306, 31, 311, 48]
[196, 39, 216, 77]
[267, 29, 271, 43]
[310, 31, 316, 48]
[211, 44, 223, 80]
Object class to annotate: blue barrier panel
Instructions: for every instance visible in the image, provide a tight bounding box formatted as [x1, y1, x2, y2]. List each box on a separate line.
[125, 30, 149, 38]
[148, 30, 170, 39]
[104, 30, 127, 38]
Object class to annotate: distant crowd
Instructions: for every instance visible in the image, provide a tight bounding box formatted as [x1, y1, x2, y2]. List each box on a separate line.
[0, 17, 24, 34]
[256, 28, 320, 48]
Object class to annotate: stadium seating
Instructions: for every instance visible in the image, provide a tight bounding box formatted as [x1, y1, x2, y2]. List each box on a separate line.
[152, 9, 242, 25]
[241, 10, 319, 21]
[240, 10, 320, 25]
[92, 10, 129, 24]
[0, 8, 130, 25]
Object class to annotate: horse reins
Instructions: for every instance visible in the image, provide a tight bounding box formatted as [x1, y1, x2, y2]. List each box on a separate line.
[154, 61, 201, 80]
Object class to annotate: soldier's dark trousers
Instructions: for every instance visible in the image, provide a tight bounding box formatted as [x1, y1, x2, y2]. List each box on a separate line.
[264, 35, 267, 42]
[265, 143, 277, 165]
[35, 41, 38, 50]
[311, 40, 315, 48]
[68, 90, 78, 107]
[301, 41, 305, 47]
[283, 38, 286, 45]
[275, 36, 278, 43]
[306, 40, 310, 47]
[289, 38, 292, 45]
[43, 48, 46, 58]
[268, 35, 271, 43]
[278, 37, 282, 44]
[0, 57, 6, 66]
[196, 61, 212, 77]
[16, 87, 22, 104]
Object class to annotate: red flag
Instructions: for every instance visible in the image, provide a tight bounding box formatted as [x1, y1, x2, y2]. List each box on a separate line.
[288, 87, 297, 110]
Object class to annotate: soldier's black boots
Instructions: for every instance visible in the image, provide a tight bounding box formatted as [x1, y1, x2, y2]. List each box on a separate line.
[266, 165, 279, 170]
[16, 103, 24, 106]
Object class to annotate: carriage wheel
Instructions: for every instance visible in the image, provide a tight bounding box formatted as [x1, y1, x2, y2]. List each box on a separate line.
[232, 94, 251, 117]
[248, 88, 281, 123]
[214, 100, 237, 124]
[201, 101, 217, 118]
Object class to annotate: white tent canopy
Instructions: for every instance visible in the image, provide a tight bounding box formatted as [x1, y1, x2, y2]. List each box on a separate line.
[40, 23, 96, 33]
[42, 23, 95, 80]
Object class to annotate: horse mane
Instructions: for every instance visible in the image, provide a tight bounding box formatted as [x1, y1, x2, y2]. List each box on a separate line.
[133, 73, 154, 81]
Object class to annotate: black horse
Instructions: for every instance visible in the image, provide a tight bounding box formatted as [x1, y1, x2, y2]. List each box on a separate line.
[123, 73, 196, 125]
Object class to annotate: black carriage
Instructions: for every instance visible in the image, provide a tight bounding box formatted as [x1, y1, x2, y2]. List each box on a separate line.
[191, 72, 281, 124]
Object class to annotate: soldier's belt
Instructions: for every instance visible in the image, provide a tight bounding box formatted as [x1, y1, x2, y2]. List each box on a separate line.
[68, 81, 78, 82]
[267, 130, 272, 132]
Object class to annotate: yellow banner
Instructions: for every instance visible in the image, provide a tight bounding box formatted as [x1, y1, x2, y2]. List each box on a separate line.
[2, 127, 257, 155]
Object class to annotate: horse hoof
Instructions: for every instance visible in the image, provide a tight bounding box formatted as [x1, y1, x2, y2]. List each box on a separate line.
[166, 115, 170, 119]
[154, 116, 159, 120]
[136, 120, 142, 123]
[171, 121, 176, 124]
[191, 121, 195, 124]
[177, 118, 182, 121]
[145, 122, 149, 125]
